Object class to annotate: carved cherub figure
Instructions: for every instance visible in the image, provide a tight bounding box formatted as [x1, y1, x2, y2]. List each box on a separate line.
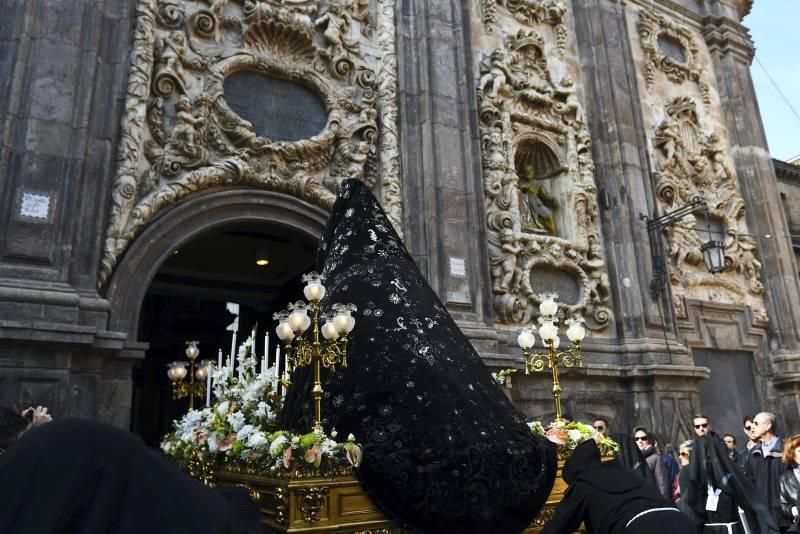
[490, 229, 522, 293]
[553, 76, 584, 125]
[316, 3, 358, 58]
[172, 95, 204, 147]
[479, 49, 511, 99]
[654, 116, 683, 166]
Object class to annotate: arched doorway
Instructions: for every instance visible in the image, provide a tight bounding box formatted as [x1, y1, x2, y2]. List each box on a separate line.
[105, 188, 328, 442]
[132, 221, 317, 445]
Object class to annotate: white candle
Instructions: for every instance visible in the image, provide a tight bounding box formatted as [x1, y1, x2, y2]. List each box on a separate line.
[268, 336, 269, 375]
[275, 345, 282, 395]
[206, 367, 211, 407]
[230, 330, 237, 367]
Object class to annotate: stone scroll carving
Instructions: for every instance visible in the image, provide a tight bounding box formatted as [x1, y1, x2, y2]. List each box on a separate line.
[482, 0, 568, 57]
[99, 0, 401, 287]
[651, 96, 767, 320]
[637, 10, 710, 105]
[478, 29, 612, 330]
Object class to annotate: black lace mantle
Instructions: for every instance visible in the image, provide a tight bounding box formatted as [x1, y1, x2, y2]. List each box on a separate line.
[281, 180, 556, 533]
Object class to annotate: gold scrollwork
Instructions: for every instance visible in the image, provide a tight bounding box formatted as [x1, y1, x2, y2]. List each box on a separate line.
[296, 486, 330, 523]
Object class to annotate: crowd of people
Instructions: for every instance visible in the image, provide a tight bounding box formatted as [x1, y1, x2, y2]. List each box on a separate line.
[558, 412, 800, 533]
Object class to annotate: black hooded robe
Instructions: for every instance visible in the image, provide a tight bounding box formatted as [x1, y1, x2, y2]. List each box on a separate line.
[681, 435, 778, 534]
[0, 418, 240, 534]
[542, 440, 698, 534]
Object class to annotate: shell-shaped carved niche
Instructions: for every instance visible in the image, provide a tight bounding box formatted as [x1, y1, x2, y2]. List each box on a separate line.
[514, 137, 566, 180]
[223, 71, 328, 142]
[243, 20, 316, 61]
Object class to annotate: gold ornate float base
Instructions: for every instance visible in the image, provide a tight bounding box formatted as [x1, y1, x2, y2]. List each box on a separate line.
[213, 461, 580, 533]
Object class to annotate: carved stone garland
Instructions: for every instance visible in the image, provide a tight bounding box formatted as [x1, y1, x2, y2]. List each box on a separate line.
[637, 9, 710, 105]
[652, 96, 766, 320]
[99, 0, 401, 287]
[482, 0, 568, 57]
[478, 29, 612, 330]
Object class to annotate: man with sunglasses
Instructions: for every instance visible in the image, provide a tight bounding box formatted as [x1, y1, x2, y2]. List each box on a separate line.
[692, 414, 713, 438]
[633, 427, 672, 500]
[738, 415, 759, 468]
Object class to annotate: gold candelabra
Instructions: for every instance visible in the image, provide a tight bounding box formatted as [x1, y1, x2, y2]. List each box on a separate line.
[517, 294, 586, 422]
[167, 341, 211, 410]
[274, 272, 356, 434]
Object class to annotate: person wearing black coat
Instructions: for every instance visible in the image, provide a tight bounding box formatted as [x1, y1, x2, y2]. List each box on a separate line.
[0, 418, 263, 534]
[681, 435, 777, 534]
[541, 439, 698, 534]
[746, 412, 791, 533]
[780, 435, 800, 529]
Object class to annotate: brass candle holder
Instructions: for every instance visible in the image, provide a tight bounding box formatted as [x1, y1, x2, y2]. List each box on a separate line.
[167, 341, 211, 410]
[274, 272, 356, 434]
[518, 294, 586, 422]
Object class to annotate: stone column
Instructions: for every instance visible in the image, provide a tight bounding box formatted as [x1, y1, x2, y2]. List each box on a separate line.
[397, 0, 499, 352]
[702, 13, 800, 428]
[0, 0, 136, 426]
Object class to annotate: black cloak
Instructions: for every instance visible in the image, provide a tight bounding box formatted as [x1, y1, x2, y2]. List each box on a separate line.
[544, 440, 696, 534]
[281, 179, 556, 533]
[611, 431, 657, 486]
[0, 418, 237, 534]
[681, 435, 778, 533]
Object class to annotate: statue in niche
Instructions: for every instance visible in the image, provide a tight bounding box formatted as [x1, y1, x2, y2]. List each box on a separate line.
[479, 49, 511, 100]
[490, 228, 522, 293]
[316, 3, 359, 59]
[518, 166, 558, 236]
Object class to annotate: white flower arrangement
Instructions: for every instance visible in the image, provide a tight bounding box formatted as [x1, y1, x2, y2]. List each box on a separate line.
[161, 332, 362, 473]
[528, 419, 620, 457]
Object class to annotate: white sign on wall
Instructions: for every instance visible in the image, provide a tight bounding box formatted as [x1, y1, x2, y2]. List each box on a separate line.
[449, 257, 466, 278]
[19, 192, 50, 219]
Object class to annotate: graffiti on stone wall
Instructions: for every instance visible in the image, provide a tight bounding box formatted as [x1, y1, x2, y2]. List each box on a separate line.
[99, 0, 401, 287]
[652, 96, 767, 320]
[477, 26, 612, 330]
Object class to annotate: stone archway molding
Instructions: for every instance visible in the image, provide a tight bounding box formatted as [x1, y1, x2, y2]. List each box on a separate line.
[105, 187, 328, 342]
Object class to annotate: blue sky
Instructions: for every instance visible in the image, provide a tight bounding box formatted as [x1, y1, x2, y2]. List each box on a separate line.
[743, 1, 800, 161]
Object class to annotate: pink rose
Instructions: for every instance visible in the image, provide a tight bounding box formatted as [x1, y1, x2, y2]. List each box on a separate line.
[545, 428, 567, 445]
[304, 444, 323, 466]
[283, 446, 293, 468]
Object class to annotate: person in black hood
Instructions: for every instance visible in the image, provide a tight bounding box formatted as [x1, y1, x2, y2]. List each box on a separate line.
[680, 434, 778, 534]
[0, 418, 263, 534]
[542, 439, 698, 534]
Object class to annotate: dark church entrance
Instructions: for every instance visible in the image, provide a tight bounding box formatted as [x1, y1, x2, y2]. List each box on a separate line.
[131, 222, 317, 446]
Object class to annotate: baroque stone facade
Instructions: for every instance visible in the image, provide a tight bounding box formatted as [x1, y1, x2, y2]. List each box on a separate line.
[2, 0, 800, 450]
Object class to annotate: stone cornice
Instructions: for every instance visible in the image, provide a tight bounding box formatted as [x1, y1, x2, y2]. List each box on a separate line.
[774, 158, 800, 184]
[701, 15, 755, 63]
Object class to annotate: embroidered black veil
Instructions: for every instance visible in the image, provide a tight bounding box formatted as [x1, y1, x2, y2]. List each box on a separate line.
[281, 180, 556, 533]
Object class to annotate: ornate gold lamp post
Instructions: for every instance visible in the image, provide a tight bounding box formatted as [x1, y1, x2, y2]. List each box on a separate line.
[517, 294, 586, 422]
[274, 272, 356, 434]
[166, 341, 210, 410]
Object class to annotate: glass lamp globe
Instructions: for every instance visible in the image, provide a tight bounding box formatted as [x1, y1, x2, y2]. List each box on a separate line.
[517, 328, 536, 349]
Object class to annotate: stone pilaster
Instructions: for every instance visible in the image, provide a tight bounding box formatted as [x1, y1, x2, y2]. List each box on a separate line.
[397, 0, 498, 350]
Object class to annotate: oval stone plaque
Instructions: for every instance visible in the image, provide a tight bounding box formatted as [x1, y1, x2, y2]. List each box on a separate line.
[223, 71, 328, 142]
[528, 265, 582, 306]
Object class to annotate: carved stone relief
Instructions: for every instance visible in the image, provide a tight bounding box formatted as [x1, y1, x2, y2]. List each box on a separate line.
[637, 9, 710, 105]
[477, 26, 612, 331]
[100, 0, 401, 287]
[651, 96, 767, 320]
[482, 0, 568, 57]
